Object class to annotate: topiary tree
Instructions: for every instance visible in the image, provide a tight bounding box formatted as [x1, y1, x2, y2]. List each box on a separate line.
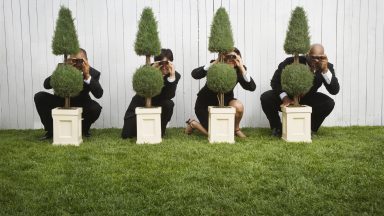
[208, 7, 234, 57]
[284, 7, 310, 63]
[281, 7, 313, 106]
[134, 7, 161, 65]
[207, 7, 236, 107]
[51, 6, 82, 108]
[52, 6, 80, 62]
[51, 64, 83, 108]
[133, 66, 164, 108]
[207, 63, 237, 107]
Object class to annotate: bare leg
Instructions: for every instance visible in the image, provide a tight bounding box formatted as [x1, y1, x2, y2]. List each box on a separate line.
[229, 99, 246, 138]
[185, 118, 208, 136]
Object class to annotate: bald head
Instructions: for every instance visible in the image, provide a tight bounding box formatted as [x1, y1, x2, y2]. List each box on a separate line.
[309, 44, 324, 56]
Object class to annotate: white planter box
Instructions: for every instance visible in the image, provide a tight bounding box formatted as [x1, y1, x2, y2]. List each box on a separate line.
[208, 106, 236, 144]
[135, 107, 162, 144]
[282, 105, 312, 143]
[52, 107, 83, 146]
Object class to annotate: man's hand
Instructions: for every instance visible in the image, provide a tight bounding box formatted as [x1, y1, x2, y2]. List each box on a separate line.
[319, 54, 328, 73]
[82, 58, 90, 80]
[281, 96, 294, 107]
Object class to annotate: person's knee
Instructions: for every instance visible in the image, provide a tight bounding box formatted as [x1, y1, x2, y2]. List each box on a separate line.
[34, 91, 47, 104]
[260, 90, 273, 105]
[326, 98, 335, 113]
[88, 103, 102, 119]
[231, 101, 244, 113]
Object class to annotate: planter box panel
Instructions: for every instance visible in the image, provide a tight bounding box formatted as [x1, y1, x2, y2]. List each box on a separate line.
[52, 107, 83, 146]
[208, 106, 236, 144]
[136, 107, 162, 144]
[282, 105, 312, 143]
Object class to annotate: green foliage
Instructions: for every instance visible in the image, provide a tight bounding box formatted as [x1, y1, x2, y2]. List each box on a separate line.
[207, 63, 237, 93]
[132, 66, 163, 98]
[284, 7, 311, 55]
[208, 7, 234, 53]
[281, 64, 313, 98]
[134, 7, 161, 57]
[52, 6, 80, 57]
[50, 64, 83, 98]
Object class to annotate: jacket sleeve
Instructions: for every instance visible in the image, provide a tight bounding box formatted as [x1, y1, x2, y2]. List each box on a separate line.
[323, 63, 340, 95]
[191, 66, 207, 79]
[88, 68, 103, 99]
[237, 68, 256, 92]
[161, 72, 181, 100]
[271, 58, 292, 97]
[43, 76, 52, 89]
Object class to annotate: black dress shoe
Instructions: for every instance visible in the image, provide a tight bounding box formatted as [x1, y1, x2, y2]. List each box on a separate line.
[84, 131, 91, 137]
[271, 128, 282, 138]
[39, 132, 52, 140]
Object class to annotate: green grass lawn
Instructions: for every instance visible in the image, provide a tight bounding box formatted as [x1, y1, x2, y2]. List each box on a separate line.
[1, 127, 383, 215]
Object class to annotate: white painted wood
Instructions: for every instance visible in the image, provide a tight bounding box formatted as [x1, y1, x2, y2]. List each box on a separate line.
[0, 0, 383, 129]
[52, 107, 83, 146]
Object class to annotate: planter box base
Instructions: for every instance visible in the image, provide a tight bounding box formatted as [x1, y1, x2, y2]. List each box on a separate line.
[282, 105, 312, 143]
[208, 106, 236, 144]
[135, 107, 162, 144]
[52, 107, 83, 146]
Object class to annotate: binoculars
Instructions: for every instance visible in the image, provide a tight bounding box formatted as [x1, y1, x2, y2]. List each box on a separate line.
[224, 54, 237, 62]
[66, 58, 84, 70]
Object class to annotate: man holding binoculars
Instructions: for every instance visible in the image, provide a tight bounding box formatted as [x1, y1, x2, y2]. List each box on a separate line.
[34, 48, 104, 139]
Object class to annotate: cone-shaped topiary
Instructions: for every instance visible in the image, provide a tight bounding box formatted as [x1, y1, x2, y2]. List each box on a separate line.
[52, 6, 80, 62]
[207, 63, 237, 107]
[281, 64, 313, 106]
[134, 7, 161, 65]
[133, 65, 164, 107]
[208, 7, 234, 54]
[50, 64, 83, 108]
[284, 7, 310, 63]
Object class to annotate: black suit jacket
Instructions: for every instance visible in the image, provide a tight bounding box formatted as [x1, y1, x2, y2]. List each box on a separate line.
[151, 72, 181, 104]
[271, 56, 340, 98]
[44, 67, 104, 101]
[192, 65, 256, 107]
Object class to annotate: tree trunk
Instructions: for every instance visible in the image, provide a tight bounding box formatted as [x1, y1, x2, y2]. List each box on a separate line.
[64, 97, 70, 109]
[217, 93, 224, 107]
[145, 97, 152, 108]
[145, 55, 151, 65]
[293, 54, 299, 64]
[293, 96, 300, 107]
[64, 54, 68, 63]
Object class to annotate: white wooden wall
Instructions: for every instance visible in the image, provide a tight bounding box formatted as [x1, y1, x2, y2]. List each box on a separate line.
[1, 0, 383, 129]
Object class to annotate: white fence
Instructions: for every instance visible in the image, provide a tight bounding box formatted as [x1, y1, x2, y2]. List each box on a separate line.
[1, 0, 383, 129]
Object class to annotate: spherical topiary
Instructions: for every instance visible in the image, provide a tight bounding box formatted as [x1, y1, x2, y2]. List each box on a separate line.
[284, 7, 311, 56]
[281, 64, 313, 105]
[52, 6, 80, 59]
[208, 7, 234, 53]
[134, 7, 161, 59]
[132, 66, 164, 99]
[207, 63, 237, 93]
[50, 64, 83, 99]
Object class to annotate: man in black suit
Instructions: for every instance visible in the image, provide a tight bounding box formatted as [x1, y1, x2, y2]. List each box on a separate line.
[121, 48, 181, 139]
[260, 44, 340, 137]
[34, 48, 103, 139]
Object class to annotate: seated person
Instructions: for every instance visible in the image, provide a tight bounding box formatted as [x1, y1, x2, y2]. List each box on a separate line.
[260, 44, 340, 137]
[121, 48, 181, 139]
[34, 48, 103, 139]
[185, 48, 256, 138]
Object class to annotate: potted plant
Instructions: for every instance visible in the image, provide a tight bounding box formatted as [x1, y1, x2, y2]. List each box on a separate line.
[50, 6, 83, 146]
[133, 7, 164, 144]
[281, 7, 314, 143]
[207, 8, 237, 143]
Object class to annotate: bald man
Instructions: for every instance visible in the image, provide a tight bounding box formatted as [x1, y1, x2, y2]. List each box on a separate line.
[260, 44, 340, 137]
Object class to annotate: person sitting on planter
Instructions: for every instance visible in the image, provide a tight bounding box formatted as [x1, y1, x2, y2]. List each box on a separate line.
[185, 48, 256, 138]
[260, 44, 340, 137]
[121, 48, 181, 139]
[34, 48, 104, 139]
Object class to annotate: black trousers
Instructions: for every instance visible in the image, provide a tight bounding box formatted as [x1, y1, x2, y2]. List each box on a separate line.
[260, 90, 335, 132]
[34, 91, 102, 135]
[121, 95, 175, 139]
